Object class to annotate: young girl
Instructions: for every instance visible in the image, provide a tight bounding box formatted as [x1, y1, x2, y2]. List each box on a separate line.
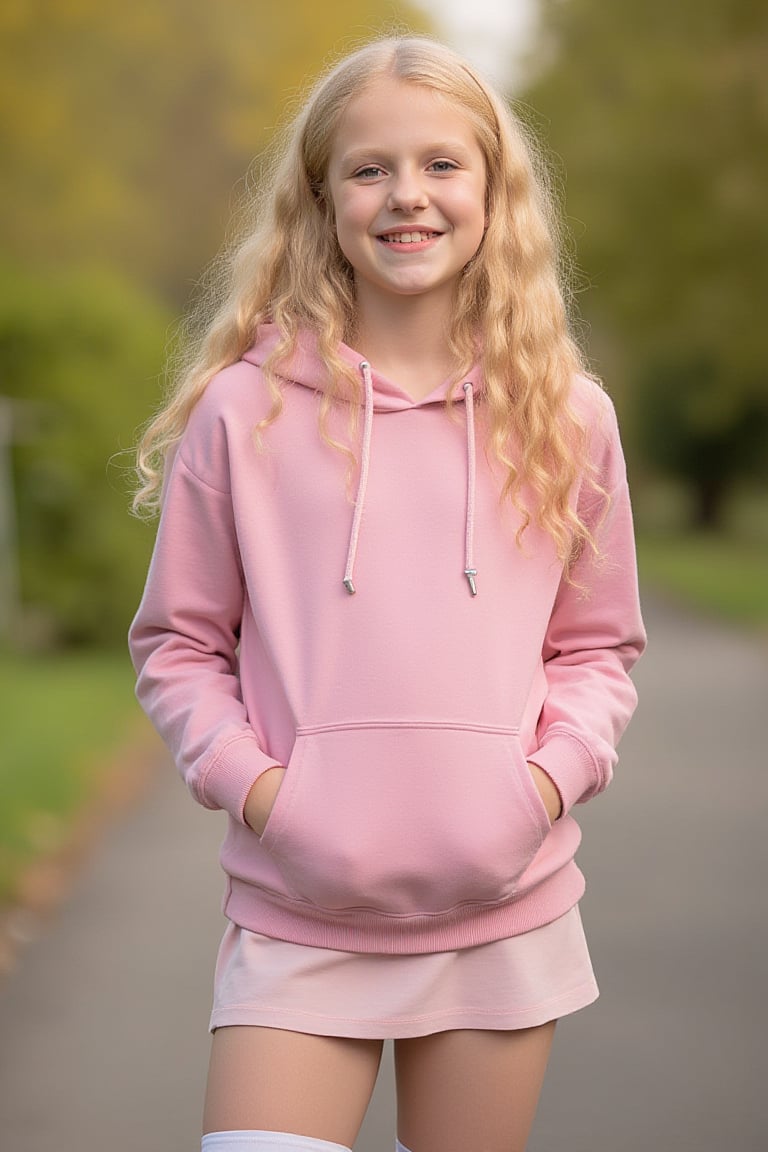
[129, 35, 645, 1152]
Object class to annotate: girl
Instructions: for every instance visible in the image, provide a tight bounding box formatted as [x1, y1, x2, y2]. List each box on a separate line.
[129, 35, 645, 1152]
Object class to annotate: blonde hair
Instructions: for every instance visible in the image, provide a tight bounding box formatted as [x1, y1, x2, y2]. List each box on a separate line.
[133, 35, 601, 564]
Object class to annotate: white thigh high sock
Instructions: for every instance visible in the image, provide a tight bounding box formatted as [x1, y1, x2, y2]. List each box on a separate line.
[201, 1133, 351, 1152]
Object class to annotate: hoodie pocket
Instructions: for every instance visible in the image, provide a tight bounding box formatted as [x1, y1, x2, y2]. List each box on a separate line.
[259, 722, 550, 916]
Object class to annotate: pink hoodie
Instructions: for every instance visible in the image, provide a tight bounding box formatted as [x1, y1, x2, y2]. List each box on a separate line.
[129, 324, 645, 954]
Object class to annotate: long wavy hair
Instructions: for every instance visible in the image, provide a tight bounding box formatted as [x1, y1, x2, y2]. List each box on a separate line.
[133, 35, 601, 564]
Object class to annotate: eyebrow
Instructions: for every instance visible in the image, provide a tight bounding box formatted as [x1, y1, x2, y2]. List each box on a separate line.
[339, 141, 477, 166]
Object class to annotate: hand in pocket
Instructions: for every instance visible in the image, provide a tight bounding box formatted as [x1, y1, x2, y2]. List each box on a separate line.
[244, 766, 287, 835]
[527, 761, 562, 824]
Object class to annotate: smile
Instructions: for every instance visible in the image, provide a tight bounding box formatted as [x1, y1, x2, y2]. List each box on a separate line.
[377, 231, 442, 244]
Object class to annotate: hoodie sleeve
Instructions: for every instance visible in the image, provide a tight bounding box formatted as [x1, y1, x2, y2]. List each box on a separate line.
[128, 397, 282, 825]
[527, 393, 646, 817]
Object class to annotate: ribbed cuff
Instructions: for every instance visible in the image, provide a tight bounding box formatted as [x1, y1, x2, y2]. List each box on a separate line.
[526, 730, 600, 817]
[198, 733, 283, 824]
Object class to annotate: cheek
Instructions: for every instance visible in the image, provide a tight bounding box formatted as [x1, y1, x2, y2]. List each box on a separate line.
[332, 197, 370, 257]
[334, 224, 362, 273]
[444, 171, 485, 217]
[454, 188, 488, 248]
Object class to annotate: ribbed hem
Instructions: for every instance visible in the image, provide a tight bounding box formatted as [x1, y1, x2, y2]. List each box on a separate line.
[223, 865, 585, 955]
[202, 1134, 350, 1151]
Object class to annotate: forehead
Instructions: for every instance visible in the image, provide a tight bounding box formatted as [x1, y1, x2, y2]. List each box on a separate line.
[330, 77, 483, 160]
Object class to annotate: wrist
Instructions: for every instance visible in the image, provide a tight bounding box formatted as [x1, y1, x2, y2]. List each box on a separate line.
[244, 765, 286, 834]
[527, 760, 563, 823]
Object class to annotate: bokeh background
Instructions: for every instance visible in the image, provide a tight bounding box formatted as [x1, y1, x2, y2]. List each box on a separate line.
[0, 0, 766, 1143]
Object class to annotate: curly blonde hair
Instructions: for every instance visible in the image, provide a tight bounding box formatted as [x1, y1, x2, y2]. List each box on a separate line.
[133, 35, 601, 563]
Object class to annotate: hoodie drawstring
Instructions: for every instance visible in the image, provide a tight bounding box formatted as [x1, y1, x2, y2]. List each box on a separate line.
[343, 361, 374, 595]
[342, 365, 478, 596]
[463, 381, 478, 597]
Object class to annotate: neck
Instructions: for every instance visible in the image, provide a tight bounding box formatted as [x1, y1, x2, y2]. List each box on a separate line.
[353, 287, 457, 395]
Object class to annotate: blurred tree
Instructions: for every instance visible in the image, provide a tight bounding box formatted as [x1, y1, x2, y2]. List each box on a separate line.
[0, 265, 171, 647]
[636, 353, 768, 528]
[0, 1, 429, 650]
[523, 0, 768, 525]
[0, 0, 429, 305]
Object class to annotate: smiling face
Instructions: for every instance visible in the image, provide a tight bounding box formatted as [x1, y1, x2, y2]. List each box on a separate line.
[326, 77, 488, 324]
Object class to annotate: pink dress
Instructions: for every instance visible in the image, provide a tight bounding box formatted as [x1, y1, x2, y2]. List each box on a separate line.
[209, 904, 598, 1039]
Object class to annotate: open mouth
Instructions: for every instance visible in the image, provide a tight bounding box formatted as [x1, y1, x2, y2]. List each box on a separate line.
[377, 230, 442, 245]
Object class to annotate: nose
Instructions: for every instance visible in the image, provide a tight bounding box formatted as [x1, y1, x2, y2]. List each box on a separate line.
[386, 169, 429, 213]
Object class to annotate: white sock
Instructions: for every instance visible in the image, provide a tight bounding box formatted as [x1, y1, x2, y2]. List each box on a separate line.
[396, 1142, 413, 1152]
[202, 1134, 351, 1152]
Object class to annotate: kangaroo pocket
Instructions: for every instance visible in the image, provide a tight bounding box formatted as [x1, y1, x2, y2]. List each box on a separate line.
[258, 722, 550, 916]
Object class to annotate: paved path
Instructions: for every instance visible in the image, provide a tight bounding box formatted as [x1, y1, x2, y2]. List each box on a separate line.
[0, 593, 765, 1150]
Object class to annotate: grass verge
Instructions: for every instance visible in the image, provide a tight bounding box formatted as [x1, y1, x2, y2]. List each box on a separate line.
[0, 649, 145, 906]
[637, 532, 768, 629]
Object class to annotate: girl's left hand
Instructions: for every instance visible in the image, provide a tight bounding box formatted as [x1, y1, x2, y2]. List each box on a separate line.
[527, 761, 563, 824]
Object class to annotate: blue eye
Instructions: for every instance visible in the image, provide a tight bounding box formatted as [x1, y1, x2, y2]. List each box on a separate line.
[429, 160, 458, 173]
[355, 166, 384, 179]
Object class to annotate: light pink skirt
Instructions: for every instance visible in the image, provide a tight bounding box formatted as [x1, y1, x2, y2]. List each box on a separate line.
[209, 905, 598, 1039]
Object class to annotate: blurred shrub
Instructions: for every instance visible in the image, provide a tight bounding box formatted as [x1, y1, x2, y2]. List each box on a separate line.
[0, 0, 429, 305]
[634, 352, 768, 528]
[523, 0, 768, 522]
[0, 265, 169, 648]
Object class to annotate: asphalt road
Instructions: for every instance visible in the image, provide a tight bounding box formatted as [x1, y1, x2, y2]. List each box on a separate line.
[0, 592, 765, 1151]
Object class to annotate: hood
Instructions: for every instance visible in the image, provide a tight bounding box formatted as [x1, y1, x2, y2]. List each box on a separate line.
[242, 322, 482, 598]
[241, 322, 482, 412]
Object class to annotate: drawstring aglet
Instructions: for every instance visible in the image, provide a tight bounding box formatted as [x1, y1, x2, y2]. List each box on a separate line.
[464, 568, 478, 596]
[343, 577, 356, 595]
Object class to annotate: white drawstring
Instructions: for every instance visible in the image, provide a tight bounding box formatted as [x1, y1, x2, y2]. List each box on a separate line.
[342, 361, 374, 595]
[463, 381, 478, 596]
[342, 367, 479, 597]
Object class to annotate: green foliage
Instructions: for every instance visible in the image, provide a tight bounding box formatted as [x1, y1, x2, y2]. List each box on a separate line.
[634, 353, 768, 527]
[0, 264, 170, 646]
[0, 0, 430, 304]
[0, 1, 432, 651]
[523, 0, 768, 522]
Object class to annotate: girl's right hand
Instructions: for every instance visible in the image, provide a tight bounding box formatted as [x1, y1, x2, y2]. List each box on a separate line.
[243, 766, 287, 835]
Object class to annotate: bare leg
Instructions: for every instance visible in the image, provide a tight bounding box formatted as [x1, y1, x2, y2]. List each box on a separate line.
[203, 1026, 383, 1145]
[394, 1023, 556, 1152]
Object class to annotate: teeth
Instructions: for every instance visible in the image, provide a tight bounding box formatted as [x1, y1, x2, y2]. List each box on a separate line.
[383, 231, 435, 243]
